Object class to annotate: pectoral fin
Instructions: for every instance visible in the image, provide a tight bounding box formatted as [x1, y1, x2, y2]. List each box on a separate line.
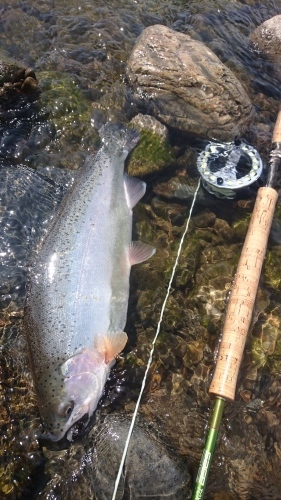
[124, 174, 146, 209]
[129, 241, 156, 265]
[98, 331, 128, 363]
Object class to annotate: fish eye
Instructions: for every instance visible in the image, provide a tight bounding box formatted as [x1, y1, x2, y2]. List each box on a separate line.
[57, 400, 74, 419]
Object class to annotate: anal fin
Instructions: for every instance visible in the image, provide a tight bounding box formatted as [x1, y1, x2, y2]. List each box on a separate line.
[129, 241, 156, 265]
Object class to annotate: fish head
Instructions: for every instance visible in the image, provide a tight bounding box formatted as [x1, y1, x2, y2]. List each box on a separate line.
[36, 348, 110, 442]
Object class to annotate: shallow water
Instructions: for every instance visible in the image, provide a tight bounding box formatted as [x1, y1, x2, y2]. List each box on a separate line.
[1, 0, 281, 498]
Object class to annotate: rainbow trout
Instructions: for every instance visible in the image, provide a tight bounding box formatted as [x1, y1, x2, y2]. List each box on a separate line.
[24, 124, 155, 441]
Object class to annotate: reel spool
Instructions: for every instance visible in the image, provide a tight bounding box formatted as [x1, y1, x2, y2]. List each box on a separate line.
[197, 139, 263, 198]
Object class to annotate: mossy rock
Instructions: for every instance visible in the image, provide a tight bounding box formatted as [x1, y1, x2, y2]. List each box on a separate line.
[232, 212, 252, 240]
[38, 71, 94, 158]
[268, 331, 281, 375]
[264, 246, 281, 290]
[127, 129, 175, 176]
[252, 328, 281, 374]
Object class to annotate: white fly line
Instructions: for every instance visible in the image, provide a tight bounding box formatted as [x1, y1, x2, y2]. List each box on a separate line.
[111, 178, 201, 500]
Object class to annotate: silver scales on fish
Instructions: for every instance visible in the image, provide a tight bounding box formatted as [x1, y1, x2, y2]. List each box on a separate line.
[23, 124, 264, 443]
[24, 123, 155, 442]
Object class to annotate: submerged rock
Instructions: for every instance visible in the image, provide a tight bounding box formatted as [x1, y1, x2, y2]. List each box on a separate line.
[130, 113, 169, 140]
[0, 56, 38, 105]
[40, 414, 192, 499]
[38, 71, 94, 167]
[126, 25, 253, 142]
[128, 113, 175, 176]
[250, 15, 281, 63]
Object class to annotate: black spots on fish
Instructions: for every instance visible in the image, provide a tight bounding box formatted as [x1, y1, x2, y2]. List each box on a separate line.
[40, 374, 51, 384]
[73, 343, 83, 352]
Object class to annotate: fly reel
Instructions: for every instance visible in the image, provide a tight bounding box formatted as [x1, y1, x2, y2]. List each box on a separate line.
[197, 139, 263, 198]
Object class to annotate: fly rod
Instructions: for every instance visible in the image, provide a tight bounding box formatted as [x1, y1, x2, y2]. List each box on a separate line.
[192, 105, 281, 499]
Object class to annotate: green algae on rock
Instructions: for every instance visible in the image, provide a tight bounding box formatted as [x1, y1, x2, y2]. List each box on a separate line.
[264, 246, 281, 291]
[250, 307, 281, 374]
[127, 128, 175, 176]
[37, 71, 94, 168]
[267, 325, 281, 375]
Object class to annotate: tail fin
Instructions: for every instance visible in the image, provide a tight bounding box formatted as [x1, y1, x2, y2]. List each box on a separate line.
[99, 123, 139, 155]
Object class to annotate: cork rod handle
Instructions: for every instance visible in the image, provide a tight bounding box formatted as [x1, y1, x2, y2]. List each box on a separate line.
[209, 105, 281, 401]
[209, 187, 278, 400]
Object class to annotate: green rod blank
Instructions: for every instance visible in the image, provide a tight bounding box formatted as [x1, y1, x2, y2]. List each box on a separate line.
[191, 397, 225, 500]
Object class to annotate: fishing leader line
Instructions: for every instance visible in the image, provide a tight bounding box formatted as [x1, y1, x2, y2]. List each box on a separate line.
[111, 178, 201, 500]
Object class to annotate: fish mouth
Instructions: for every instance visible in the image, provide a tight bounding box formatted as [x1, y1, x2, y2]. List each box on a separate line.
[43, 429, 66, 443]
[37, 430, 72, 451]
[66, 412, 90, 441]
[45, 410, 91, 443]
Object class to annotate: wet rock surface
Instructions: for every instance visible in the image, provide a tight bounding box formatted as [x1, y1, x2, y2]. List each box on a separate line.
[128, 114, 175, 176]
[250, 15, 281, 63]
[40, 414, 192, 499]
[126, 24, 253, 141]
[0, 57, 38, 105]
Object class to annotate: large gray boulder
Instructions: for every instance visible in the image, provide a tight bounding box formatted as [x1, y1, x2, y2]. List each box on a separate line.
[126, 25, 253, 141]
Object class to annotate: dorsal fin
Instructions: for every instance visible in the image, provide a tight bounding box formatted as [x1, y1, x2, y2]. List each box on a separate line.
[129, 241, 156, 265]
[124, 174, 146, 209]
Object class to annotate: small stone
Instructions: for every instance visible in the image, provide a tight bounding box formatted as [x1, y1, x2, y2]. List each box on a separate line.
[24, 68, 37, 80]
[21, 76, 38, 94]
[213, 218, 234, 242]
[240, 390, 252, 404]
[193, 211, 216, 228]
[2, 483, 14, 495]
